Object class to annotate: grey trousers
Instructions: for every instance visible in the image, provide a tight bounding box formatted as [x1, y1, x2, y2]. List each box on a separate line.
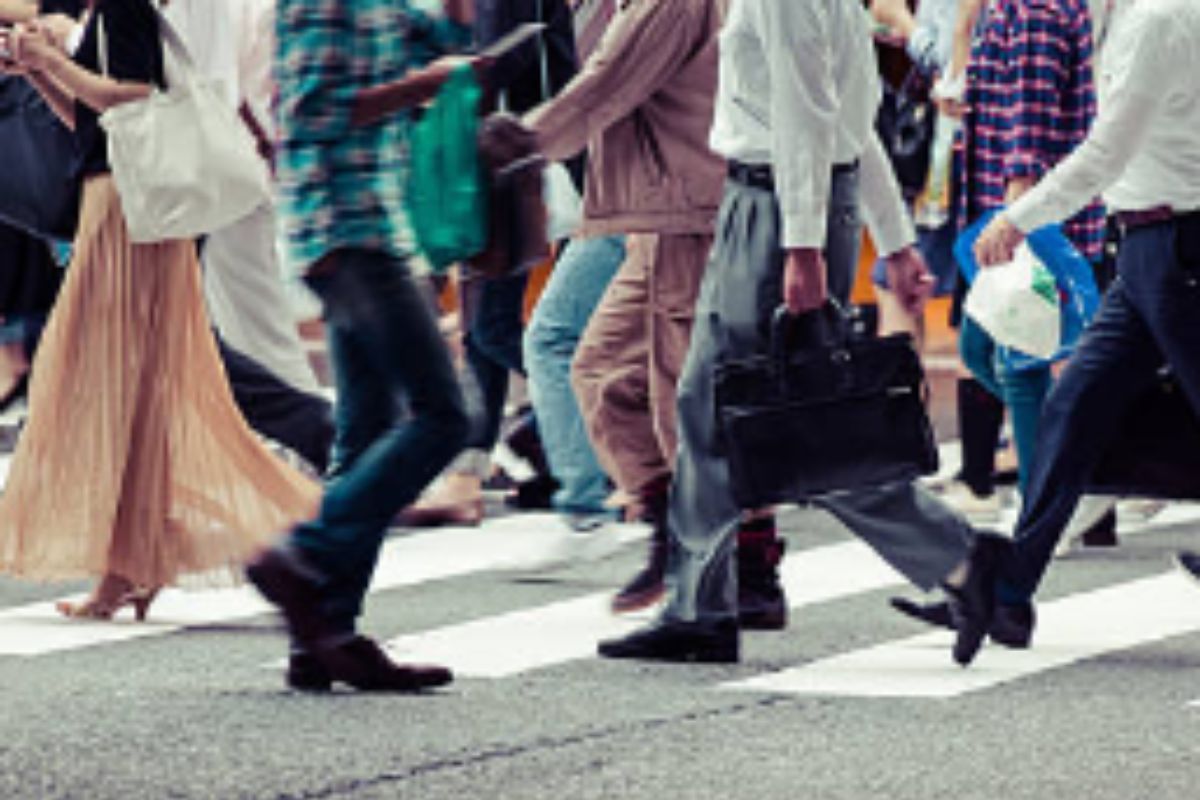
[663, 168, 973, 625]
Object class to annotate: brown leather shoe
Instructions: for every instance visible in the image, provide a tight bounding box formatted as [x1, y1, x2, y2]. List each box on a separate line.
[245, 544, 329, 647]
[317, 635, 453, 692]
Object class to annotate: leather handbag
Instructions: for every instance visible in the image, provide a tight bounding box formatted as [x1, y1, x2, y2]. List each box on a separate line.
[0, 75, 80, 242]
[1088, 371, 1200, 500]
[714, 305, 939, 508]
[98, 9, 270, 243]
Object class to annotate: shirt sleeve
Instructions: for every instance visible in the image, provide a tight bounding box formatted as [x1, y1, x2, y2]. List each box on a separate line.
[759, 0, 837, 250]
[859, 130, 918, 256]
[274, 1, 357, 142]
[98, 0, 162, 86]
[525, 0, 705, 162]
[1003, 0, 1085, 181]
[1007, 8, 1173, 231]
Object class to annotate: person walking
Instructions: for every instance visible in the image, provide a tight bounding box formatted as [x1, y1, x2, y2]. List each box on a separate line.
[243, 0, 479, 692]
[951, 0, 1200, 666]
[596, 0, 987, 664]
[525, 0, 797, 620]
[0, 0, 320, 618]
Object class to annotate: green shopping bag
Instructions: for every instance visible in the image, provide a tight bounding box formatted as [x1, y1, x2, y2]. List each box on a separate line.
[406, 64, 487, 273]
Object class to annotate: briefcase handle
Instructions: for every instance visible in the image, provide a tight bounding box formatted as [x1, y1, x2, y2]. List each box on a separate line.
[770, 301, 850, 359]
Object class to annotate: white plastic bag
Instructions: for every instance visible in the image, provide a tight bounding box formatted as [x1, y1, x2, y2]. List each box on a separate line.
[543, 162, 582, 242]
[964, 242, 1061, 359]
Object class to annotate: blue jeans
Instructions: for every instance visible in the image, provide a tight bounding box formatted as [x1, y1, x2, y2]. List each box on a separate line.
[959, 317, 1051, 493]
[1000, 220, 1200, 602]
[461, 271, 528, 451]
[293, 249, 469, 633]
[524, 236, 626, 513]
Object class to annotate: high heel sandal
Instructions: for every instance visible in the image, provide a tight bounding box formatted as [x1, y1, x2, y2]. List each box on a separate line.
[126, 586, 160, 622]
[55, 584, 160, 622]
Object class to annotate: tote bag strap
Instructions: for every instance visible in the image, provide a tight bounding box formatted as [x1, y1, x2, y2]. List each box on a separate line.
[536, 0, 550, 102]
[95, 5, 198, 88]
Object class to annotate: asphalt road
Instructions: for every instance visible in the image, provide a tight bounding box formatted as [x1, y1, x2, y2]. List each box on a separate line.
[2, 497, 1200, 800]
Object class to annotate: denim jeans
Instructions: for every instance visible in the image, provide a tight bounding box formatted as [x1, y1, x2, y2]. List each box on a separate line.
[1000, 220, 1200, 603]
[524, 236, 626, 513]
[958, 316, 1051, 493]
[461, 270, 528, 451]
[293, 249, 469, 633]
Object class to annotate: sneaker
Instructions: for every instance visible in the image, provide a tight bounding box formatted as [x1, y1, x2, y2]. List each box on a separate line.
[597, 618, 739, 663]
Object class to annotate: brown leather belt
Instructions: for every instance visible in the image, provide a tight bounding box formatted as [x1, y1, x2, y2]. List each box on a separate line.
[1114, 205, 1176, 233]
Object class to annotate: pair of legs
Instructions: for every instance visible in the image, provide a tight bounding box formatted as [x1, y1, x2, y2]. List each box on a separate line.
[408, 270, 529, 524]
[570, 232, 710, 607]
[285, 248, 469, 635]
[601, 168, 974, 660]
[958, 318, 1051, 493]
[0, 177, 320, 619]
[524, 235, 627, 515]
[997, 220, 1200, 603]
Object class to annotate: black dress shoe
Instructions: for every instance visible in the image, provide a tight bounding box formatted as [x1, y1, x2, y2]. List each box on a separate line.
[317, 635, 453, 692]
[943, 534, 1007, 666]
[1176, 550, 1200, 585]
[245, 544, 328, 646]
[889, 596, 1034, 648]
[739, 585, 788, 631]
[597, 619, 739, 663]
[287, 652, 332, 692]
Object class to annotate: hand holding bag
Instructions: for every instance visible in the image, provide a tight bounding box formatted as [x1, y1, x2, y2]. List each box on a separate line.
[98, 9, 270, 243]
[714, 304, 939, 508]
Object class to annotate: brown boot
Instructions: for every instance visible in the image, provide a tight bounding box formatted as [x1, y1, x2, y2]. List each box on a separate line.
[611, 478, 670, 613]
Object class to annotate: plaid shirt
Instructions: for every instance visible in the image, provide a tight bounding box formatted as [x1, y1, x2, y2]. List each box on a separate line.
[958, 0, 1105, 261]
[274, 0, 470, 274]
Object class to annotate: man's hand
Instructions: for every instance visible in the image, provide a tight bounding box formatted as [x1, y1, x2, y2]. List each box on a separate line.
[782, 249, 828, 315]
[36, 13, 78, 53]
[884, 245, 934, 316]
[974, 213, 1026, 267]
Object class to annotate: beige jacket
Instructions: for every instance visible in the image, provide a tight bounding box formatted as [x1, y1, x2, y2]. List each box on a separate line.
[526, 0, 726, 237]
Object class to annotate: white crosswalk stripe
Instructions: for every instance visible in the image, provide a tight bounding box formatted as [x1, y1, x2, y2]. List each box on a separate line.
[724, 572, 1200, 698]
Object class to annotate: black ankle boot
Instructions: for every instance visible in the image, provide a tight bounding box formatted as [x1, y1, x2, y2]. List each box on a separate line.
[737, 517, 787, 630]
[611, 482, 670, 613]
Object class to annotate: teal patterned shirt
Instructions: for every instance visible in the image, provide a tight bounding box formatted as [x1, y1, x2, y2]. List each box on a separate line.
[275, 0, 470, 274]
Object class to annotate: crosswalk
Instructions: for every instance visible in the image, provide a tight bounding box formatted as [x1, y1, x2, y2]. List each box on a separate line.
[2, 498, 1200, 702]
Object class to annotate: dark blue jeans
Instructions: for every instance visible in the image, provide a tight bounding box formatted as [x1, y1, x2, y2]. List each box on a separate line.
[462, 271, 528, 450]
[293, 249, 469, 633]
[999, 220, 1200, 602]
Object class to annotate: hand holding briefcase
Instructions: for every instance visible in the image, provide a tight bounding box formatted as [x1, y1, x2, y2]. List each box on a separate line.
[714, 304, 939, 508]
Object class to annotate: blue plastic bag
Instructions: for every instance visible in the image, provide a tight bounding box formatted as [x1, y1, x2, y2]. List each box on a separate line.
[954, 210, 1101, 371]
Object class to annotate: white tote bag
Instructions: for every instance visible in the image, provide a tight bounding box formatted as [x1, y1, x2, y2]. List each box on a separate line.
[98, 9, 270, 243]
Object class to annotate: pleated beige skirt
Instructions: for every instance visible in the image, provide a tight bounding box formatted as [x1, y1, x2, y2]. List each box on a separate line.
[0, 176, 321, 587]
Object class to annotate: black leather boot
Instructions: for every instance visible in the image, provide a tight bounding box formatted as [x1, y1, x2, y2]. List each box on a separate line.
[737, 515, 787, 630]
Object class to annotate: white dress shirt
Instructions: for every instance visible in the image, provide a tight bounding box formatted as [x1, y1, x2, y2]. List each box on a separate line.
[1008, 0, 1200, 232]
[709, 0, 914, 253]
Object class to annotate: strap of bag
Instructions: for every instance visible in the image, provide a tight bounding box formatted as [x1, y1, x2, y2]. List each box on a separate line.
[95, 4, 198, 88]
[536, 0, 550, 102]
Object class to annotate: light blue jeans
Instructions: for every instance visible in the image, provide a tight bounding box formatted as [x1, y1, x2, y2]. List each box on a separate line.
[523, 236, 626, 514]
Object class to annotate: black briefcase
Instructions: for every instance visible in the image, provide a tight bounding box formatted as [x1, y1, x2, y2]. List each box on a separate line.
[714, 305, 939, 508]
[1088, 371, 1200, 499]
